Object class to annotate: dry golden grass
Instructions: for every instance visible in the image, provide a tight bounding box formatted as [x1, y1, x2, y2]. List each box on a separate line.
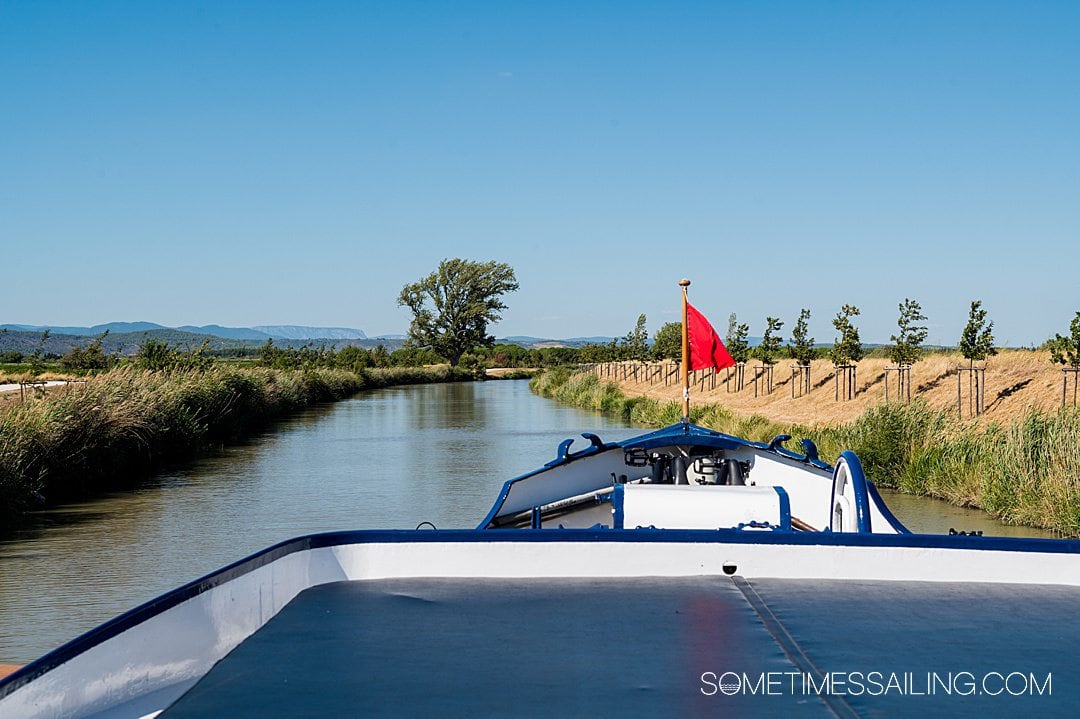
[0, 381, 78, 407]
[485, 366, 539, 377]
[0, 371, 73, 384]
[538, 361, 1080, 534]
[605, 349, 1071, 425]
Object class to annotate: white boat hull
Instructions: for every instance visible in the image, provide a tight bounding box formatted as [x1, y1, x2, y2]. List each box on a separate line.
[3, 530, 1079, 718]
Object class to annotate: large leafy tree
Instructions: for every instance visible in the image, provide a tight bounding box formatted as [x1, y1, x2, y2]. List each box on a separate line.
[397, 258, 519, 367]
[888, 298, 929, 365]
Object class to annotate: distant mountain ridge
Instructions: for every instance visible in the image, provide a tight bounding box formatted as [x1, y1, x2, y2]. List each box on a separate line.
[1, 323, 621, 349]
[497, 335, 616, 348]
[1, 322, 368, 342]
[176, 325, 271, 341]
[253, 325, 367, 340]
[1, 322, 167, 336]
[1, 322, 646, 354]
[0, 329, 400, 356]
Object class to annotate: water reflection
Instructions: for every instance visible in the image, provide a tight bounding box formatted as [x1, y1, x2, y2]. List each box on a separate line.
[878, 488, 1059, 538]
[0, 380, 1060, 665]
[0, 380, 639, 663]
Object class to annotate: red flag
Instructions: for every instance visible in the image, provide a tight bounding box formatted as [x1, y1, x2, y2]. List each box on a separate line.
[686, 302, 735, 371]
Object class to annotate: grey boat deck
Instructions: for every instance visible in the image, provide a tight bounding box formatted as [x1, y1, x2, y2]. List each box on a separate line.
[161, 577, 1078, 717]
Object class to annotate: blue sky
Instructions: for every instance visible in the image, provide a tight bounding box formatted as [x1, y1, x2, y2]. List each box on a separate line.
[2, 1, 1077, 345]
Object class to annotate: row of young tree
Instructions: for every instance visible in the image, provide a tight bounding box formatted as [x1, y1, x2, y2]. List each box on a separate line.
[605, 300, 1006, 369]
[14, 247, 1080, 379]
[583, 304, 1080, 409]
[44, 303, 1080, 377]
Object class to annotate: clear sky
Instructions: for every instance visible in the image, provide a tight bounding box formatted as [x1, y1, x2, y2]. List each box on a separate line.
[2, 1, 1077, 345]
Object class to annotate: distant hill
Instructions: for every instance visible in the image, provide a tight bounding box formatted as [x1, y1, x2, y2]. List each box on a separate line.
[562, 336, 619, 345]
[253, 325, 367, 340]
[177, 325, 273, 341]
[0, 328, 400, 357]
[2, 322, 625, 350]
[497, 336, 616, 349]
[0, 329, 254, 356]
[1, 323, 370, 343]
[1, 322, 168, 336]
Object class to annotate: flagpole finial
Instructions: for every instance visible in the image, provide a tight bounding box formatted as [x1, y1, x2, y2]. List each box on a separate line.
[679, 278, 691, 287]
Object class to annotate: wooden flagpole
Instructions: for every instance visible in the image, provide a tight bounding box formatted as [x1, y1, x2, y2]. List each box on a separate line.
[680, 278, 691, 422]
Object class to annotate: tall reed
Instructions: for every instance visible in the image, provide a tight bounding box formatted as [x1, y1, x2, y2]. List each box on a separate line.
[0, 365, 464, 524]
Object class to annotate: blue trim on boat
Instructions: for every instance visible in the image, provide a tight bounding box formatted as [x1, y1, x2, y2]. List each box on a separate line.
[767, 434, 792, 451]
[0, 532, 322, 700]
[612, 483, 625, 529]
[547, 438, 576, 466]
[773, 487, 792, 531]
[545, 433, 613, 467]
[477, 477, 517, 529]
[830, 451, 872, 533]
[477, 432, 626, 529]
[4, 527, 1079, 701]
[581, 433, 608, 450]
[799, 438, 826, 469]
[477, 423, 836, 528]
[844, 451, 873, 533]
[866, 480, 912, 534]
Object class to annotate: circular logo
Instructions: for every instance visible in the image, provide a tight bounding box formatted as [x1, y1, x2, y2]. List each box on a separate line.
[718, 671, 741, 696]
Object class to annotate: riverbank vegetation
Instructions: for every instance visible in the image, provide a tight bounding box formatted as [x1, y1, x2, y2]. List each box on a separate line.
[0, 338, 583, 384]
[531, 368, 1080, 536]
[0, 363, 468, 526]
[589, 348, 1076, 428]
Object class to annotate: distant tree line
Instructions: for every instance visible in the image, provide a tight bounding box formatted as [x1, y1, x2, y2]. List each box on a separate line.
[9, 249, 1078, 386]
[255, 338, 587, 373]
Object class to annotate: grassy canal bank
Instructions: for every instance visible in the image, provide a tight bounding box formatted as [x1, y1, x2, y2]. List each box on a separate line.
[0, 365, 469, 525]
[531, 368, 1080, 537]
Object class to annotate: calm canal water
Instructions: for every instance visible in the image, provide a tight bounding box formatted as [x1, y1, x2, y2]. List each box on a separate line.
[0, 380, 1055, 664]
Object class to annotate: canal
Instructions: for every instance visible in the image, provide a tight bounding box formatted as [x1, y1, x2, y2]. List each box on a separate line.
[0, 379, 1055, 664]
